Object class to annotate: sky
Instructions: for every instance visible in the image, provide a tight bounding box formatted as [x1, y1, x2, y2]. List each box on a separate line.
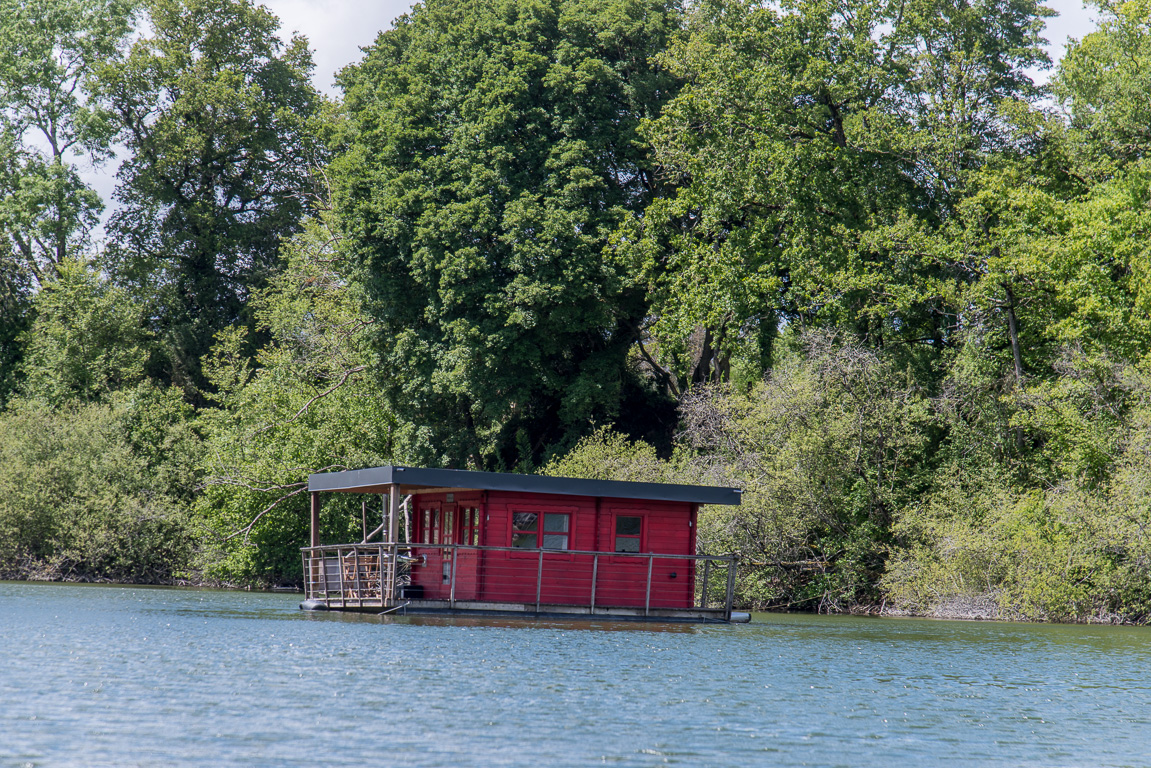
[262, 0, 1106, 94]
[80, 0, 1103, 232]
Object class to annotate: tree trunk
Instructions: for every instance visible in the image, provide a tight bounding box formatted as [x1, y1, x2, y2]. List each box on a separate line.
[1003, 283, 1024, 387]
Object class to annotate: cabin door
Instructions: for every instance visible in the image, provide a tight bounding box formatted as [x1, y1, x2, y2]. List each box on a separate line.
[452, 505, 481, 601]
[413, 502, 445, 599]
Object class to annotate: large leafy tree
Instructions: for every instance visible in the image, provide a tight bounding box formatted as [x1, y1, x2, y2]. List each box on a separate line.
[95, 0, 321, 395]
[333, 0, 683, 469]
[623, 0, 1052, 386]
[0, 0, 132, 285]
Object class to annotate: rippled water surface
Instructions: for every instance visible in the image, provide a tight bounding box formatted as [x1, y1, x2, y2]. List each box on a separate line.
[3, 582, 1150, 767]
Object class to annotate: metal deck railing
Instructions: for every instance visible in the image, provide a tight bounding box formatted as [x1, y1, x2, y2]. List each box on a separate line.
[301, 543, 738, 620]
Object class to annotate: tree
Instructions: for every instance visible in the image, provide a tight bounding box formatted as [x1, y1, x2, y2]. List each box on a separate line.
[18, 258, 150, 405]
[0, 0, 133, 284]
[621, 0, 1052, 387]
[333, 0, 683, 469]
[95, 0, 321, 395]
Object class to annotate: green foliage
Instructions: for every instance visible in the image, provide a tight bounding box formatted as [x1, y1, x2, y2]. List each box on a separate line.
[542, 426, 688, 484]
[0, 389, 200, 581]
[679, 332, 932, 610]
[95, 0, 321, 394]
[19, 259, 150, 405]
[333, 0, 682, 469]
[619, 0, 1052, 387]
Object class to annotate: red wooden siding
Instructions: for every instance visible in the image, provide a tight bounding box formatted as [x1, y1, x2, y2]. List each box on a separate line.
[409, 490, 697, 609]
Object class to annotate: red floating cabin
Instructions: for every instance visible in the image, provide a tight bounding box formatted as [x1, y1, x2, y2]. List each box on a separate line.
[301, 466, 744, 622]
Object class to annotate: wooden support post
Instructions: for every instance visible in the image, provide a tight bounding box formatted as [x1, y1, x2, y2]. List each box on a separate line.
[388, 485, 401, 544]
[701, 559, 712, 609]
[309, 492, 320, 601]
[310, 492, 320, 547]
[385, 486, 401, 603]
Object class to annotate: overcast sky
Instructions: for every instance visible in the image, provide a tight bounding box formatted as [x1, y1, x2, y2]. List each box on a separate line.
[81, 0, 1102, 234]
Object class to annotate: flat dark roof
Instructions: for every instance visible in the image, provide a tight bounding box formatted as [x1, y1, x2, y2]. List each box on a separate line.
[308, 465, 741, 506]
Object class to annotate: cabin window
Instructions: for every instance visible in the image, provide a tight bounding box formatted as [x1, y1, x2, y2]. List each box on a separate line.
[511, 511, 571, 549]
[459, 507, 480, 545]
[542, 514, 569, 550]
[614, 516, 642, 553]
[511, 512, 538, 548]
[420, 508, 438, 544]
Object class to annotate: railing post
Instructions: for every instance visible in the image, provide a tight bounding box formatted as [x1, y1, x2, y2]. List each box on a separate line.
[337, 547, 346, 608]
[536, 549, 544, 613]
[450, 545, 459, 609]
[319, 550, 329, 603]
[301, 551, 309, 599]
[380, 543, 388, 604]
[701, 559, 712, 609]
[354, 547, 363, 607]
[645, 554, 653, 617]
[724, 555, 737, 621]
[590, 553, 598, 614]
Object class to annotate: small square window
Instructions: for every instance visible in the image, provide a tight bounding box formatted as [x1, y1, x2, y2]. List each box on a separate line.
[615, 516, 641, 553]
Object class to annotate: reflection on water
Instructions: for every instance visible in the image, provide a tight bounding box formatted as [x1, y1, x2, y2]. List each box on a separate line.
[2, 581, 1149, 767]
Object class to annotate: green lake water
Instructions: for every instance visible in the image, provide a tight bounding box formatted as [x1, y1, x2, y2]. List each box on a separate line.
[2, 581, 1149, 767]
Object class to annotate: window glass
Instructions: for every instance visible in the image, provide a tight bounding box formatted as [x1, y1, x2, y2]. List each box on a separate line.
[512, 512, 538, 548]
[542, 534, 568, 550]
[615, 515, 641, 553]
[459, 507, 481, 546]
[543, 514, 569, 532]
[615, 536, 640, 553]
[616, 516, 641, 536]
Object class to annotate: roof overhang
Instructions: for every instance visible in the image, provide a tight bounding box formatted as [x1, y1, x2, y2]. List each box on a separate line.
[308, 465, 741, 506]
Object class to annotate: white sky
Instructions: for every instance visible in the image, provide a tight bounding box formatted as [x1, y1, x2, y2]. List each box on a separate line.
[80, 0, 1101, 233]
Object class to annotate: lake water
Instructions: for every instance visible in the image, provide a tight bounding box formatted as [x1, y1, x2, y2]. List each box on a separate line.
[2, 582, 1149, 767]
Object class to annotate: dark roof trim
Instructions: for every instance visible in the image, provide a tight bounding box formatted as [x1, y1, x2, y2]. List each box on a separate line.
[308, 465, 741, 506]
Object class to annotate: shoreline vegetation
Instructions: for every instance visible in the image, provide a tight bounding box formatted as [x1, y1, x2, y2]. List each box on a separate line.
[5, 0, 1151, 626]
